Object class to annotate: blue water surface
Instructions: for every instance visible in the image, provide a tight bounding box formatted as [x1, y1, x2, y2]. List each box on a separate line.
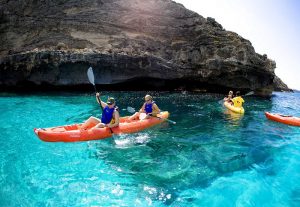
[0, 91, 300, 207]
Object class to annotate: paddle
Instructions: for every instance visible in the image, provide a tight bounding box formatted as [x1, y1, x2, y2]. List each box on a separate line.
[87, 67, 102, 108]
[87, 67, 114, 133]
[127, 106, 136, 114]
[87, 67, 97, 93]
[244, 91, 254, 96]
[127, 107, 176, 124]
[220, 91, 254, 104]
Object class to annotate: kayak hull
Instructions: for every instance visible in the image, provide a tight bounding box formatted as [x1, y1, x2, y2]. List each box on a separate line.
[224, 101, 245, 114]
[34, 111, 170, 142]
[265, 112, 300, 126]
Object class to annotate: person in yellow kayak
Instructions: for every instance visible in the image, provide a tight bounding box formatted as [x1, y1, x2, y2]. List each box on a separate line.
[232, 91, 244, 108]
[224, 90, 234, 104]
[81, 92, 120, 129]
[129, 94, 160, 120]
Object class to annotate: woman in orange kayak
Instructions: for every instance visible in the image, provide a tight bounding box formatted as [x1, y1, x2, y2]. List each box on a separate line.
[129, 94, 160, 120]
[81, 92, 120, 129]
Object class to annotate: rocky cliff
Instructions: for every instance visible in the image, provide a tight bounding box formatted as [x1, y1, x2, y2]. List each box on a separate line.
[0, 0, 289, 94]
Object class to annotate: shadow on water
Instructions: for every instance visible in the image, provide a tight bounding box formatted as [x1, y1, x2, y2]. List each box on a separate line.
[84, 92, 285, 205]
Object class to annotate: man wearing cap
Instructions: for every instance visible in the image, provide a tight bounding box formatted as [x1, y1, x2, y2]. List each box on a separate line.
[81, 92, 119, 129]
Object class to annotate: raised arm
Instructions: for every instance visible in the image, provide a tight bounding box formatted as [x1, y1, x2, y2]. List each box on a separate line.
[96, 92, 107, 109]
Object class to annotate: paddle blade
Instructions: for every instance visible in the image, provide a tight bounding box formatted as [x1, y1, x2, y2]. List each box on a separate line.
[87, 67, 95, 85]
[245, 91, 254, 96]
[127, 106, 136, 113]
[168, 119, 176, 124]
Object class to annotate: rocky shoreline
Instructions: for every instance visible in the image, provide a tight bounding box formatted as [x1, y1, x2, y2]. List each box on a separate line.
[0, 0, 290, 95]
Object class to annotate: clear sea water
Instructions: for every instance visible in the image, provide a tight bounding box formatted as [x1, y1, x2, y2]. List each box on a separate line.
[1, 91, 300, 207]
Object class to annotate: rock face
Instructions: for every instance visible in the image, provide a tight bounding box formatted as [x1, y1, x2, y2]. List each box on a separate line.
[273, 76, 292, 92]
[0, 0, 289, 93]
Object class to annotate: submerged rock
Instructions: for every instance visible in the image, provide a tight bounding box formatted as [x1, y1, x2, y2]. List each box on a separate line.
[0, 0, 290, 93]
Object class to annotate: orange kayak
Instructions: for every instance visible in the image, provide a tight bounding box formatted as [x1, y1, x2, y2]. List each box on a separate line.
[34, 111, 170, 142]
[265, 112, 300, 127]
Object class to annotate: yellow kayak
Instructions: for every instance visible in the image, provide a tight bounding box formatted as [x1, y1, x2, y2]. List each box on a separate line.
[224, 101, 245, 114]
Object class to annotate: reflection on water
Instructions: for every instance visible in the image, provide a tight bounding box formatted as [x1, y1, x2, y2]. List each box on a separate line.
[223, 108, 244, 126]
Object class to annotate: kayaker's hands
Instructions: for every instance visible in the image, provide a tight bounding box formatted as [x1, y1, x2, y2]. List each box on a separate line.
[96, 92, 101, 97]
[106, 123, 113, 128]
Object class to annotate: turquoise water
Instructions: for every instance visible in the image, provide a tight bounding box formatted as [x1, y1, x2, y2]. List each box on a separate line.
[1, 91, 300, 206]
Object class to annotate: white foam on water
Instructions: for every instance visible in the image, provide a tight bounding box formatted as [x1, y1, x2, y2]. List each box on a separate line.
[114, 133, 151, 148]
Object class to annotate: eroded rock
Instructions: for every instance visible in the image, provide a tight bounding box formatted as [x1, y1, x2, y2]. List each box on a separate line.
[0, 0, 289, 93]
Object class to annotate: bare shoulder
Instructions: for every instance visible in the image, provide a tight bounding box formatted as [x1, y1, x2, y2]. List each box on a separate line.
[113, 109, 120, 118]
[153, 103, 160, 111]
